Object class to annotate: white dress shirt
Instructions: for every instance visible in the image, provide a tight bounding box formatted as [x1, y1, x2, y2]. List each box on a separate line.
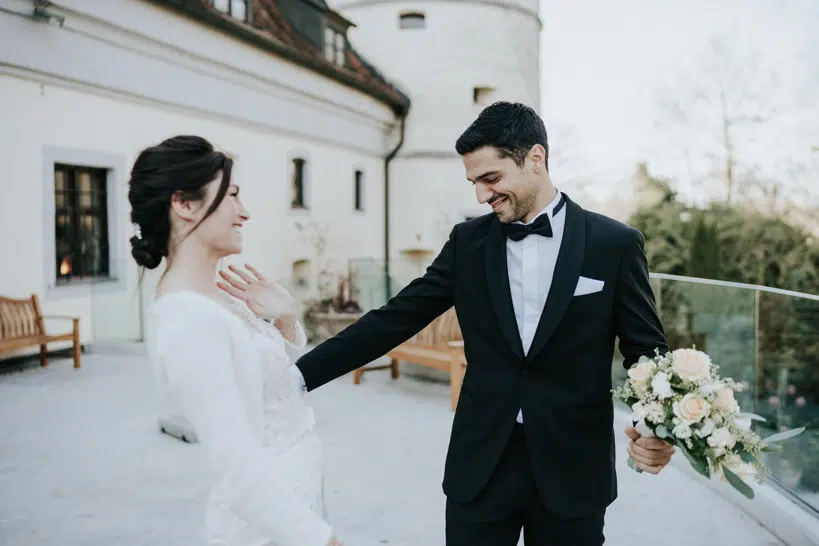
[506, 190, 566, 423]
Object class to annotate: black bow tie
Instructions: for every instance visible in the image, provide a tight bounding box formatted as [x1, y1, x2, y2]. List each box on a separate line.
[503, 214, 553, 241]
[503, 193, 566, 242]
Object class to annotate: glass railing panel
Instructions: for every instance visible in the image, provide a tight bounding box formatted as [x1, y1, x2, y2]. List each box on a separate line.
[755, 290, 819, 512]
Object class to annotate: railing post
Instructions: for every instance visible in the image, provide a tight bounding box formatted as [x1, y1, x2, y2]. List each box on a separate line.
[655, 276, 662, 316]
[754, 288, 762, 401]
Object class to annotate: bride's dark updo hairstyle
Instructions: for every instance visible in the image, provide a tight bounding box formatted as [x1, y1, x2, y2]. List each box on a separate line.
[128, 135, 233, 269]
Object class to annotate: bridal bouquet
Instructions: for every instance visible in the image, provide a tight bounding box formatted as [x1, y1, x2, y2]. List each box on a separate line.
[612, 348, 805, 499]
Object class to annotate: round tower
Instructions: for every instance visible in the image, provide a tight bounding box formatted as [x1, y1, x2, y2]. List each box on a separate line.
[335, 0, 542, 277]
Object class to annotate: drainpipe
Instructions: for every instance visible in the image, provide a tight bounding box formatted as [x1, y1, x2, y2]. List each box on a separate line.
[383, 114, 406, 301]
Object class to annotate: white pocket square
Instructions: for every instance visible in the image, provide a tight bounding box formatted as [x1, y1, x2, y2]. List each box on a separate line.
[573, 276, 604, 296]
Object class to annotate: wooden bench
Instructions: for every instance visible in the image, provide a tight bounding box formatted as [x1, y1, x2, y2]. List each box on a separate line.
[0, 294, 81, 368]
[353, 307, 467, 410]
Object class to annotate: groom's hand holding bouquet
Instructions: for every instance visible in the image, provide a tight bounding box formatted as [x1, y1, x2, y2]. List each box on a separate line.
[614, 347, 805, 499]
[624, 425, 675, 474]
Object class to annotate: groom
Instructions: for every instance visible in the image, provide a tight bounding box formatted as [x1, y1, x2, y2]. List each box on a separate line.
[295, 101, 674, 545]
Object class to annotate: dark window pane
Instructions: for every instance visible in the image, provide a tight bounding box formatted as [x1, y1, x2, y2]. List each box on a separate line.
[81, 214, 94, 235]
[77, 171, 91, 193]
[54, 164, 110, 283]
[77, 172, 92, 208]
[354, 170, 363, 211]
[291, 158, 306, 209]
[89, 170, 101, 191]
[399, 12, 426, 29]
[93, 190, 106, 209]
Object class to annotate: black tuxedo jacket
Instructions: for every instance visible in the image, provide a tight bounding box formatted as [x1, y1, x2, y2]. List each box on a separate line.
[296, 194, 667, 519]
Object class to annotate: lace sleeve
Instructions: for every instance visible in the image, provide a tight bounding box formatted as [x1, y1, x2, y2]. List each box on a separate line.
[157, 305, 333, 546]
[281, 321, 309, 392]
[279, 320, 308, 362]
[256, 316, 308, 362]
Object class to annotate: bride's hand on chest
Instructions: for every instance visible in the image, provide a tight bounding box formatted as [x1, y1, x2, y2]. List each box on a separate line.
[217, 263, 299, 322]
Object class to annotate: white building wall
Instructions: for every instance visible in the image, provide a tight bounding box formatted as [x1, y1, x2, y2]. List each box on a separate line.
[0, 0, 397, 350]
[334, 0, 542, 260]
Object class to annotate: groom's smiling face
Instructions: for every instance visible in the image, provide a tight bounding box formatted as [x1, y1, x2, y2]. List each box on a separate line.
[464, 145, 541, 224]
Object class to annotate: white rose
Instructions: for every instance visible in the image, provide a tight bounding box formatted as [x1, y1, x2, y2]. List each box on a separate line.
[673, 393, 711, 424]
[671, 349, 712, 382]
[713, 386, 739, 414]
[707, 427, 736, 450]
[695, 418, 715, 438]
[628, 360, 656, 388]
[651, 372, 674, 399]
[672, 423, 692, 439]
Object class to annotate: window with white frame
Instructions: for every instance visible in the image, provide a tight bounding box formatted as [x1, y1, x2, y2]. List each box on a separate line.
[324, 27, 346, 66]
[473, 86, 497, 106]
[54, 164, 110, 284]
[211, 0, 249, 22]
[292, 259, 311, 288]
[399, 12, 426, 29]
[354, 170, 364, 211]
[290, 157, 307, 209]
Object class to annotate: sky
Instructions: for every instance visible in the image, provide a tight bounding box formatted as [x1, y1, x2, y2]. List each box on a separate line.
[538, 0, 819, 203]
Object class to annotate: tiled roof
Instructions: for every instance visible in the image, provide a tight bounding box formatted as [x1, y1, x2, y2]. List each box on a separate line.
[150, 0, 410, 114]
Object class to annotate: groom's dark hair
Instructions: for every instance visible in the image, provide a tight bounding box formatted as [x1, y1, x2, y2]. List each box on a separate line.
[455, 101, 549, 170]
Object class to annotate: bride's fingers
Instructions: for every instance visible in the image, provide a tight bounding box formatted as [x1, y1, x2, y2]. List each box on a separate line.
[247, 300, 266, 316]
[217, 281, 246, 301]
[244, 263, 266, 281]
[227, 265, 255, 285]
[218, 269, 248, 291]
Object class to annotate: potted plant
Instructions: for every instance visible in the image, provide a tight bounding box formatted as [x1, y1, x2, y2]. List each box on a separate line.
[302, 269, 363, 343]
[292, 220, 364, 342]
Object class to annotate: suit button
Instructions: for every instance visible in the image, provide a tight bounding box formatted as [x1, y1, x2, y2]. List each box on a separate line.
[521, 369, 529, 377]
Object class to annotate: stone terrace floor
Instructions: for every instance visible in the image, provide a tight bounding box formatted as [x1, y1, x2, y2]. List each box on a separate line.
[0, 345, 784, 546]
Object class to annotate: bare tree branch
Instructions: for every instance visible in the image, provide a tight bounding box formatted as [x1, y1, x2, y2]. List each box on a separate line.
[653, 34, 817, 210]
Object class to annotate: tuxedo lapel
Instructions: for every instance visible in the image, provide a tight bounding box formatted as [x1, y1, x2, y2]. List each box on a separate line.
[484, 218, 524, 360]
[525, 197, 586, 363]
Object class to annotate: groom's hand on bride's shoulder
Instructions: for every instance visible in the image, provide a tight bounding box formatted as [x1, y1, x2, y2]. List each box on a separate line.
[624, 426, 675, 475]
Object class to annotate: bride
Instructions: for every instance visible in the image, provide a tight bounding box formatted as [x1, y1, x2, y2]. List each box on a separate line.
[128, 135, 341, 546]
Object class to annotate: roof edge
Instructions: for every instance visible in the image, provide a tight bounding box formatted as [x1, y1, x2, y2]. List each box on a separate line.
[144, 0, 410, 115]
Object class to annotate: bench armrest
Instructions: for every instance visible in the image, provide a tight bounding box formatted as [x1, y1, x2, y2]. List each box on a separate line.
[42, 315, 80, 321]
[43, 315, 80, 332]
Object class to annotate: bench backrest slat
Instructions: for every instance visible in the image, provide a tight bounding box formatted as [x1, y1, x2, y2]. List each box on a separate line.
[408, 306, 462, 346]
[0, 295, 45, 340]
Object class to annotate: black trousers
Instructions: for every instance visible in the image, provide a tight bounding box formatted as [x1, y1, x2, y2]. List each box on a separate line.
[445, 424, 606, 546]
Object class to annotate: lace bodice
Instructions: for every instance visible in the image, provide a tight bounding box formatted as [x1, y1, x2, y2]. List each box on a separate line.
[147, 291, 332, 546]
[223, 296, 318, 451]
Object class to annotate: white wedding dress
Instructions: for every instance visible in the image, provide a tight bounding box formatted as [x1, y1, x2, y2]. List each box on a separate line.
[146, 291, 333, 546]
